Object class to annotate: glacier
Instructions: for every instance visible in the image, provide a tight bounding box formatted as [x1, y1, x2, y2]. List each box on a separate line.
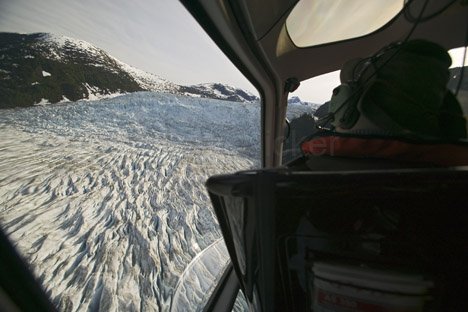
[0, 92, 262, 311]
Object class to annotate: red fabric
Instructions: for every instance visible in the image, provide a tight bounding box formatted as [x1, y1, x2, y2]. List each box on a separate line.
[301, 136, 468, 166]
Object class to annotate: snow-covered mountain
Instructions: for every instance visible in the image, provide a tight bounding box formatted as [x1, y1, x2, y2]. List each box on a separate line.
[0, 32, 261, 107]
[288, 96, 308, 105]
[0, 92, 259, 311]
[1, 32, 142, 106]
[288, 95, 320, 109]
[180, 83, 258, 103]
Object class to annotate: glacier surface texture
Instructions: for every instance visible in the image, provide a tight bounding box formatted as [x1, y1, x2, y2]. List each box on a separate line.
[0, 92, 262, 311]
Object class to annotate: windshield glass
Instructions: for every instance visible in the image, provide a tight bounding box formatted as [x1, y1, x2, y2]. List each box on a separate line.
[0, 0, 259, 310]
[286, 0, 404, 47]
[283, 45, 468, 164]
[283, 71, 340, 164]
[448, 46, 468, 119]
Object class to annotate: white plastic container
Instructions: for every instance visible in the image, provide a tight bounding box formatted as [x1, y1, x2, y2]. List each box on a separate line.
[311, 262, 433, 312]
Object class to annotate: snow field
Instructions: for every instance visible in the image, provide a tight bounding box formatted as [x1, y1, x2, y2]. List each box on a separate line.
[0, 92, 259, 311]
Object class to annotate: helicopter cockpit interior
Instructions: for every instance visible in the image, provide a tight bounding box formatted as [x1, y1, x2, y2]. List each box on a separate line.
[186, 0, 468, 311]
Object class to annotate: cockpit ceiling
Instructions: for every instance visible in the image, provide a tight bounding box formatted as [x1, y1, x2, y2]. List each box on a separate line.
[241, 0, 297, 40]
[197, 0, 467, 85]
[244, 0, 468, 82]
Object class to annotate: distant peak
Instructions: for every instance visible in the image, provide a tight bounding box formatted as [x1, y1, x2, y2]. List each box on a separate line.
[180, 82, 258, 103]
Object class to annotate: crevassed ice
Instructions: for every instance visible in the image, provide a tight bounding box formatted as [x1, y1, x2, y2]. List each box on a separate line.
[0, 92, 259, 311]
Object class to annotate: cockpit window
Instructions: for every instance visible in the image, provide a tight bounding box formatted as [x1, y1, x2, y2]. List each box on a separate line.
[448, 46, 468, 118]
[286, 0, 404, 47]
[0, 1, 259, 310]
[282, 71, 340, 164]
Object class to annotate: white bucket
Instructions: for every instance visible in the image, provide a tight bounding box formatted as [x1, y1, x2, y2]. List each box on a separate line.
[311, 262, 433, 312]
